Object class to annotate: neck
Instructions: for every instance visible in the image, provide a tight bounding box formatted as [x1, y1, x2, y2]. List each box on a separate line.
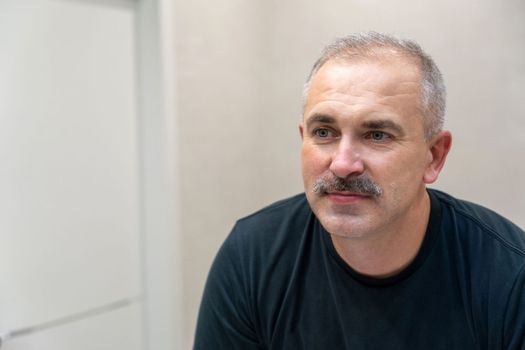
[330, 190, 431, 278]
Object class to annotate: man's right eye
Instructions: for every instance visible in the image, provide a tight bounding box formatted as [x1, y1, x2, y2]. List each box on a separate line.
[313, 128, 332, 138]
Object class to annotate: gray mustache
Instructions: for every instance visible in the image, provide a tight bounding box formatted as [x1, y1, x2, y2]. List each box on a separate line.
[313, 175, 383, 197]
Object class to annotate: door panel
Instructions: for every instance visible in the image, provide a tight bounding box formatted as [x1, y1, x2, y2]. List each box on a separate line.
[0, 1, 142, 347]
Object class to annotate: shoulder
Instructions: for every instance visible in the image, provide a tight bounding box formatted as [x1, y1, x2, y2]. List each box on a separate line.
[222, 193, 314, 270]
[430, 188, 525, 260]
[429, 190, 525, 345]
[205, 194, 312, 290]
[195, 196, 312, 349]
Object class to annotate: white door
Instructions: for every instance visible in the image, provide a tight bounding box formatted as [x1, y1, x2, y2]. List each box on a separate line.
[0, 1, 142, 349]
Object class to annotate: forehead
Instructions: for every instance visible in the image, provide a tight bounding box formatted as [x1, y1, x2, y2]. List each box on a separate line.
[303, 58, 423, 126]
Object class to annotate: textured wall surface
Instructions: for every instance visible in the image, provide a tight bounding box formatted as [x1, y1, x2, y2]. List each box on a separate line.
[174, 1, 525, 347]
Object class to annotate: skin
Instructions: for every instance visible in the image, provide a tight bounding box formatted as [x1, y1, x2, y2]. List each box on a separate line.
[300, 57, 452, 278]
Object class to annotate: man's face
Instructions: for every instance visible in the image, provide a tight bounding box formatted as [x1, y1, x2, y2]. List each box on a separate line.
[300, 58, 439, 238]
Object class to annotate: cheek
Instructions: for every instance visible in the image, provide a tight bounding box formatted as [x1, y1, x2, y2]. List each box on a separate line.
[393, 155, 429, 193]
[301, 145, 328, 176]
[370, 150, 427, 186]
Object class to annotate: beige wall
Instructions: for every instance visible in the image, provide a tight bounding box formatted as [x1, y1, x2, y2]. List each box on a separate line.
[174, 0, 525, 347]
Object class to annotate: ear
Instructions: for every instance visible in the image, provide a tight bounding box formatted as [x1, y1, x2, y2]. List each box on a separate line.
[423, 130, 452, 184]
[299, 122, 305, 140]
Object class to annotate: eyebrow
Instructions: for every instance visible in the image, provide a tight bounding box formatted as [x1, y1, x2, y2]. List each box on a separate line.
[304, 114, 336, 129]
[362, 119, 404, 135]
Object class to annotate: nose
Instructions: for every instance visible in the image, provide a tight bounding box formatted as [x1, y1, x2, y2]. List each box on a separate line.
[329, 138, 364, 179]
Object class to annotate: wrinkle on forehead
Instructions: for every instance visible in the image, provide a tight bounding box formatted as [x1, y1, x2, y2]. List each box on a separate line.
[304, 60, 423, 119]
[321, 62, 419, 92]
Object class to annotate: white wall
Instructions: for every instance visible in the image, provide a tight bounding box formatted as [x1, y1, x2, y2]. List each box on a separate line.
[177, 1, 525, 348]
[173, 2, 271, 346]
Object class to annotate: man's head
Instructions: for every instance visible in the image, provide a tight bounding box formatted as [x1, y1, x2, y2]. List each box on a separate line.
[303, 32, 446, 140]
[300, 32, 452, 238]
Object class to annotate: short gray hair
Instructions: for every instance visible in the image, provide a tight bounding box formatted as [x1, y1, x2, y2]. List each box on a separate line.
[303, 32, 446, 139]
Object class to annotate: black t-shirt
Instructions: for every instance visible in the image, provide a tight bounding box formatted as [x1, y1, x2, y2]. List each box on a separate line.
[194, 189, 525, 349]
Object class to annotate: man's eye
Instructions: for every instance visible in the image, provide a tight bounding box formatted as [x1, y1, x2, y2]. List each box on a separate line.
[314, 128, 332, 138]
[367, 131, 389, 141]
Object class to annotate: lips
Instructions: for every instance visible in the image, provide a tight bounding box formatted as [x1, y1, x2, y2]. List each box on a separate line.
[326, 191, 370, 204]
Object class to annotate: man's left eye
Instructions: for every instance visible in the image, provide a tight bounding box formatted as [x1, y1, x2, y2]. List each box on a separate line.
[367, 131, 389, 141]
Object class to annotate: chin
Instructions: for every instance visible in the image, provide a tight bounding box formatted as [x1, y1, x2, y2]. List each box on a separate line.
[317, 214, 373, 239]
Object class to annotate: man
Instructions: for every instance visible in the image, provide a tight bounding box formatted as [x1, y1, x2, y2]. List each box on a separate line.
[194, 32, 525, 349]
